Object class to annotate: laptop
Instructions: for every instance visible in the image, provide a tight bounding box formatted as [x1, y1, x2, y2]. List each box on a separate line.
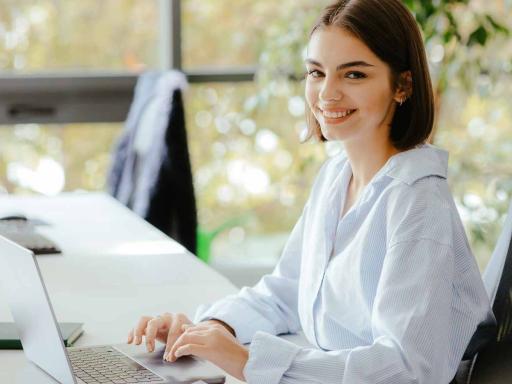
[0, 235, 226, 384]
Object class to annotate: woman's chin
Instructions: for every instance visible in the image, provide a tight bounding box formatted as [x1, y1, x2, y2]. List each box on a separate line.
[320, 127, 352, 142]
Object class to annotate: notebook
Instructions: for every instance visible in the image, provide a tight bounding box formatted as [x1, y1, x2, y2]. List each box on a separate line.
[0, 322, 83, 349]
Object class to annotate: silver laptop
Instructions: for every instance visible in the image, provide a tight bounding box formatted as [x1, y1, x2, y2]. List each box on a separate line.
[0, 235, 225, 384]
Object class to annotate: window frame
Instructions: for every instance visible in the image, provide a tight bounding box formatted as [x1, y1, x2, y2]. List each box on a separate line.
[0, 0, 256, 125]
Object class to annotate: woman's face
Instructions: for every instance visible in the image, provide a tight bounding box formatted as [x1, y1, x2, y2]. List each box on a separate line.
[305, 26, 400, 143]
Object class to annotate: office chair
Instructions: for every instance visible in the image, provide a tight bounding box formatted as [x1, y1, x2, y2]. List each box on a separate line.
[107, 71, 197, 254]
[451, 200, 512, 384]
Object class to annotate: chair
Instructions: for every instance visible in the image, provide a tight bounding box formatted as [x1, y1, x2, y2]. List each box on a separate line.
[451, 200, 512, 383]
[107, 71, 197, 254]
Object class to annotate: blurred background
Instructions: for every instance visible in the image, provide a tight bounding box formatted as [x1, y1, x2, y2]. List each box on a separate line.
[0, 0, 511, 286]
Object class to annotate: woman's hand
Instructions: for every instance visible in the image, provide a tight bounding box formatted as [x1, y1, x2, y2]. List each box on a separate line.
[127, 313, 247, 380]
[167, 322, 249, 382]
[127, 312, 193, 357]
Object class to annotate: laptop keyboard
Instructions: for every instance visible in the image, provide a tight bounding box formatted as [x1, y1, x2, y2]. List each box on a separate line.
[69, 346, 165, 383]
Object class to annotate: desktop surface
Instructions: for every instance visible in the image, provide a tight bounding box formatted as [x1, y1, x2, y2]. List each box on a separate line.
[0, 193, 241, 384]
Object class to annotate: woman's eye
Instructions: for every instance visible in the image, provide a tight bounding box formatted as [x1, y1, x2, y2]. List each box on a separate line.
[307, 70, 323, 78]
[346, 71, 366, 80]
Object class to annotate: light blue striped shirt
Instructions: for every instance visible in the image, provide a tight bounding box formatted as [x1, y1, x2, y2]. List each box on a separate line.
[195, 144, 493, 383]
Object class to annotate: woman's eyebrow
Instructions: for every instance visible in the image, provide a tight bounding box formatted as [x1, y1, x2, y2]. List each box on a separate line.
[304, 59, 374, 71]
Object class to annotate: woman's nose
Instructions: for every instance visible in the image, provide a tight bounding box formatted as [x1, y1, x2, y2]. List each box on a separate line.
[319, 78, 343, 102]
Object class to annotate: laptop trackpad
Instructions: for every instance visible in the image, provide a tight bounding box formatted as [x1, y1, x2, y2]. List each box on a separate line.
[114, 343, 226, 384]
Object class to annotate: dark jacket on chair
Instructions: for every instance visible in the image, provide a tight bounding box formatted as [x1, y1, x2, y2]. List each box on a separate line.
[107, 71, 197, 254]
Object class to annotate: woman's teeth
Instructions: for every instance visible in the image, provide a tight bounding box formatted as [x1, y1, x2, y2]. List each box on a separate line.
[322, 109, 355, 118]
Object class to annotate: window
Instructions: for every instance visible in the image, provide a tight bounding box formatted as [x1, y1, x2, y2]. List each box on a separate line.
[1, 0, 511, 272]
[182, 0, 272, 70]
[185, 82, 326, 243]
[0, 0, 325, 268]
[0, 0, 159, 73]
[435, 89, 512, 271]
[0, 123, 121, 194]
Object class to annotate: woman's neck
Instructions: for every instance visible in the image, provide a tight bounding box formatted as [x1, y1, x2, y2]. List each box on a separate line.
[343, 138, 401, 194]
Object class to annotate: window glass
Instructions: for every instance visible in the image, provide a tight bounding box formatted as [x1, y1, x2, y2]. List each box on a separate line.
[1, 0, 511, 274]
[436, 87, 512, 271]
[0, 0, 159, 72]
[181, 0, 325, 70]
[0, 123, 121, 194]
[184, 82, 330, 263]
[182, 0, 268, 69]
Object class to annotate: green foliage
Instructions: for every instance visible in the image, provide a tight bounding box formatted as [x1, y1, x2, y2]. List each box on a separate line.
[405, 0, 509, 92]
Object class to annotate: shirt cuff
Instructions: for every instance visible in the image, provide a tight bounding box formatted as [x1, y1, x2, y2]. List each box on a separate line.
[243, 331, 301, 384]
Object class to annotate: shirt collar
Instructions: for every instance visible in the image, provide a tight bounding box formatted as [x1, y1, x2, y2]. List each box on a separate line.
[384, 144, 448, 185]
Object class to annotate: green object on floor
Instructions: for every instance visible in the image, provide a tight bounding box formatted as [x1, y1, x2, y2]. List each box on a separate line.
[196, 215, 250, 263]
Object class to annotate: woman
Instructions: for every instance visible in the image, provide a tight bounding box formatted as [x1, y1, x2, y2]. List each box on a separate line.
[127, 1, 494, 382]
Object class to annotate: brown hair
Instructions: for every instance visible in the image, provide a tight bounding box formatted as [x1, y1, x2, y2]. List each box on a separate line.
[304, 0, 434, 150]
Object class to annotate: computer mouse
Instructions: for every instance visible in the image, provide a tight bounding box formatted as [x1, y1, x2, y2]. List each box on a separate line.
[0, 214, 28, 221]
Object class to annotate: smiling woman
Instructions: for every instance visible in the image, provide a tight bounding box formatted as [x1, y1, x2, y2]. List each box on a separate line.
[127, 1, 495, 383]
[303, 0, 433, 150]
[305, 28, 400, 144]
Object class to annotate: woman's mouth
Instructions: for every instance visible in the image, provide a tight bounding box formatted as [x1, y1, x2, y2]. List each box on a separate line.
[319, 108, 357, 124]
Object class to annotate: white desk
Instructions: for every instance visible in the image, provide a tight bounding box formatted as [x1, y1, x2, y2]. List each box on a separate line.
[0, 193, 242, 384]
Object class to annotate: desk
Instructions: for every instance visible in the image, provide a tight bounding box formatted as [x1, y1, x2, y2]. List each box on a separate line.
[0, 192, 242, 384]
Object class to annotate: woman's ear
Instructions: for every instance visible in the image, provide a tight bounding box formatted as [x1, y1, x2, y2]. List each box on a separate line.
[394, 70, 413, 104]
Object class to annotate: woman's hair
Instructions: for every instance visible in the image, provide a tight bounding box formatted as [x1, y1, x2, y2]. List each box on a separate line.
[304, 0, 435, 150]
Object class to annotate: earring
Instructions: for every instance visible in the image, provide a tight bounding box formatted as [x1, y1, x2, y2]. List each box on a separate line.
[399, 96, 406, 107]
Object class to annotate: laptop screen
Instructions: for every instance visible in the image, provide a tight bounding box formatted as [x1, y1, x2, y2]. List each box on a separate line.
[0, 235, 76, 384]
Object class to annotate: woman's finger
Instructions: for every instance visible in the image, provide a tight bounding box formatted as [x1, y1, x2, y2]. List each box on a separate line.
[127, 329, 134, 344]
[133, 316, 152, 345]
[163, 314, 190, 358]
[175, 344, 207, 359]
[166, 331, 205, 362]
[144, 317, 162, 352]
[181, 323, 204, 332]
[163, 315, 181, 358]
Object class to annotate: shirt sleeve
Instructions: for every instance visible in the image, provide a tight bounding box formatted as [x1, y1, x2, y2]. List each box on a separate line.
[193, 206, 306, 344]
[243, 238, 467, 384]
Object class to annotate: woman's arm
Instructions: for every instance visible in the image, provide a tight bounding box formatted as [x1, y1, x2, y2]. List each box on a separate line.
[242, 238, 482, 384]
[193, 205, 307, 344]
